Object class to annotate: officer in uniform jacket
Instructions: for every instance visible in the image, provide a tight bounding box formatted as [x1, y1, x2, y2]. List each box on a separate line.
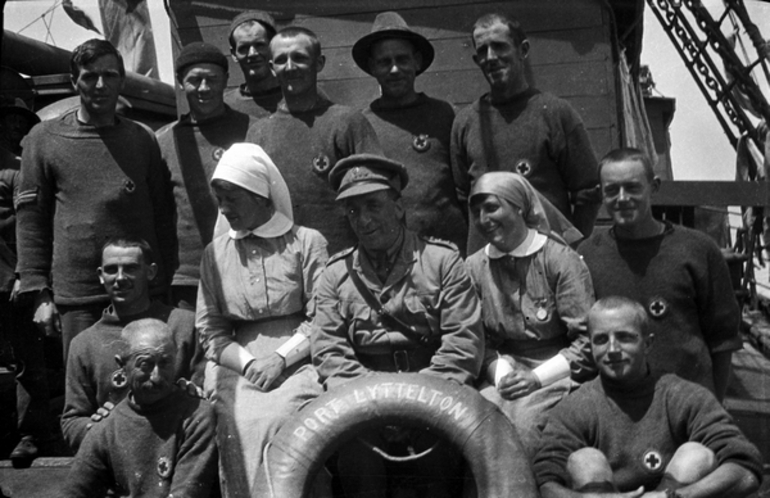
[311, 153, 484, 390]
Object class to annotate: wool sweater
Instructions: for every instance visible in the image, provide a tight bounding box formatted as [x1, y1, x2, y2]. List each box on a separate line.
[62, 301, 203, 451]
[63, 389, 217, 498]
[156, 107, 256, 286]
[363, 94, 467, 253]
[577, 223, 741, 393]
[451, 89, 599, 220]
[16, 111, 176, 304]
[533, 372, 763, 491]
[246, 96, 382, 254]
[224, 85, 283, 119]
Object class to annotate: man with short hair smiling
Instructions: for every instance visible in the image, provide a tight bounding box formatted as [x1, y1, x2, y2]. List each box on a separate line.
[352, 11, 467, 251]
[224, 10, 283, 117]
[533, 297, 762, 498]
[577, 148, 740, 400]
[451, 13, 600, 252]
[61, 237, 203, 452]
[16, 38, 176, 360]
[246, 26, 382, 253]
[63, 319, 217, 498]
[156, 41, 256, 309]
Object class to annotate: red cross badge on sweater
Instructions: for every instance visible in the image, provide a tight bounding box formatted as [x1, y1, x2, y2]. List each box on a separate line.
[111, 369, 127, 388]
[212, 147, 225, 162]
[515, 159, 532, 177]
[157, 456, 172, 478]
[642, 450, 663, 472]
[412, 134, 431, 152]
[312, 153, 331, 174]
[648, 297, 668, 318]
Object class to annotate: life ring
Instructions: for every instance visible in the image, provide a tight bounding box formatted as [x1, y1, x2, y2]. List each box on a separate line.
[261, 372, 539, 497]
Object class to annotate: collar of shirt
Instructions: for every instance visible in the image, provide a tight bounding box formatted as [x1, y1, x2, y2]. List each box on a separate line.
[229, 212, 293, 240]
[485, 228, 547, 259]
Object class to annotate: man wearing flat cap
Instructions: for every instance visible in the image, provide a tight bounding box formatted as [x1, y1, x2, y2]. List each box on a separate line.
[311, 153, 484, 496]
[156, 41, 256, 309]
[353, 11, 468, 253]
[224, 10, 283, 117]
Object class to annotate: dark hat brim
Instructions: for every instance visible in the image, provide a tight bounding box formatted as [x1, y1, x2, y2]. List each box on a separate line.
[352, 29, 435, 76]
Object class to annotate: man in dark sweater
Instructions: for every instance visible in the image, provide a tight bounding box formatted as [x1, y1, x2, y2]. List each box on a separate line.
[451, 13, 600, 253]
[224, 10, 283, 118]
[62, 238, 203, 452]
[16, 39, 176, 360]
[63, 318, 216, 498]
[246, 26, 382, 253]
[352, 11, 467, 252]
[577, 148, 740, 400]
[156, 42, 256, 309]
[534, 297, 762, 498]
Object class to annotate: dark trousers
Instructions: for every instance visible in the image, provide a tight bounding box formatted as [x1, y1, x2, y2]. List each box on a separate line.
[0, 297, 52, 441]
[58, 303, 105, 363]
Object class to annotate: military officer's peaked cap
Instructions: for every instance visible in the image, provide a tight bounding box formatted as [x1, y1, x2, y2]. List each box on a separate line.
[329, 153, 409, 201]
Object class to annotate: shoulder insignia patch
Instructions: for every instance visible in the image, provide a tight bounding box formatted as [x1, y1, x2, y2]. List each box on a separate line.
[327, 246, 357, 265]
[157, 456, 173, 479]
[111, 369, 127, 389]
[312, 153, 331, 175]
[424, 236, 458, 251]
[515, 159, 532, 177]
[648, 297, 668, 319]
[412, 134, 431, 152]
[642, 449, 664, 472]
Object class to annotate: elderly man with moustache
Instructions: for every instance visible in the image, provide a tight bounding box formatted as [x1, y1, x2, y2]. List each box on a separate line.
[63, 318, 216, 498]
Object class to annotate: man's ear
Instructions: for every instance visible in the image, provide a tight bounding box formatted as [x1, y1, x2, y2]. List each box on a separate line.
[315, 54, 326, 73]
[146, 263, 158, 282]
[269, 60, 277, 77]
[472, 53, 481, 68]
[644, 332, 655, 353]
[394, 196, 406, 222]
[651, 176, 662, 194]
[115, 354, 125, 369]
[414, 52, 424, 73]
[519, 39, 530, 59]
[97, 267, 105, 286]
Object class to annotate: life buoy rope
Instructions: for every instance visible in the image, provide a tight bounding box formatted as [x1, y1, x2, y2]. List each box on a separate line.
[260, 372, 539, 497]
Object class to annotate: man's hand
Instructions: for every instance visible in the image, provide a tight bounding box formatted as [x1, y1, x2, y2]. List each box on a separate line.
[32, 289, 61, 337]
[497, 365, 541, 400]
[243, 353, 285, 391]
[176, 378, 205, 399]
[86, 401, 115, 430]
